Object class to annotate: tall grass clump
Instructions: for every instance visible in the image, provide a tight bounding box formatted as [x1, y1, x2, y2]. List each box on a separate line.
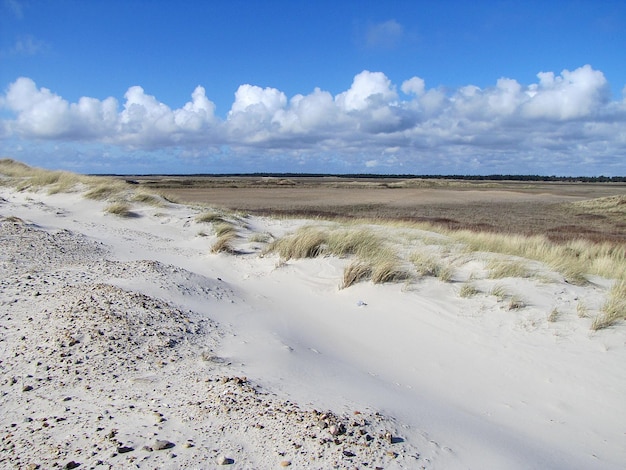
[370, 250, 411, 284]
[410, 252, 453, 281]
[0, 159, 93, 193]
[131, 192, 164, 207]
[104, 202, 135, 218]
[211, 231, 238, 254]
[84, 181, 127, 201]
[196, 210, 226, 224]
[450, 230, 626, 285]
[214, 222, 238, 238]
[591, 280, 626, 330]
[459, 283, 480, 298]
[267, 226, 383, 261]
[487, 259, 531, 279]
[341, 251, 410, 288]
[268, 226, 410, 288]
[342, 261, 372, 288]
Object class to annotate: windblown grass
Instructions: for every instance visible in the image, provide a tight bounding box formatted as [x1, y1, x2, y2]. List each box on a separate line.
[342, 261, 372, 288]
[410, 252, 453, 281]
[487, 259, 531, 279]
[214, 222, 238, 238]
[459, 283, 480, 298]
[211, 231, 238, 254]
[196, 210, 226, 224]
[450, 230, 625, 285]
[591, 280, 626, 330]
[0, 158, 95, 194]
[84, 182, 127, 201]
[131, 192, 164, 207]
[104, 202, 135, 218]
[267, 226, 383, 261]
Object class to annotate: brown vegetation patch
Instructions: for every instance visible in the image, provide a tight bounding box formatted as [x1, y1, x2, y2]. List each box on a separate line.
[127, 176, 626, 245]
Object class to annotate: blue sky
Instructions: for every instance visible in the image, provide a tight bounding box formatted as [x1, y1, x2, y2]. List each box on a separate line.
[1, 0, 625, 175]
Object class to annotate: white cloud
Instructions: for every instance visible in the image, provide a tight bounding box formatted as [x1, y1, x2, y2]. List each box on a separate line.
[1, 65, 625, 175]
[401, 77, 425, 97]
[365, 19, 404, 49]
[522, 65, 610, 119]
[335, 71, 397, 112]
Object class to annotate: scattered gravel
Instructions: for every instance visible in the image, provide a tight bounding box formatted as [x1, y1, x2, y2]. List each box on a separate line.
[0, 216, 425, 469]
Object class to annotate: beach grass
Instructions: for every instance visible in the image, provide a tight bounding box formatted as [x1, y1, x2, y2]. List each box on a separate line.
[104, 202, 135, 217]
[591, 280, 626, 330]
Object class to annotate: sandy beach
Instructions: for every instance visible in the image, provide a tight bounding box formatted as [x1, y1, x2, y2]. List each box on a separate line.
[1, 178, 625, 469]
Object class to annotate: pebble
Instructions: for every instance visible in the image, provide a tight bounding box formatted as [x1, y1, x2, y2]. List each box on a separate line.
[153, 439, 174, 450]
[216, 455, 234, 465]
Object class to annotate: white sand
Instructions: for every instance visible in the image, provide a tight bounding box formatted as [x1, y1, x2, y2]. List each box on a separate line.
[1, 187, 624, 469]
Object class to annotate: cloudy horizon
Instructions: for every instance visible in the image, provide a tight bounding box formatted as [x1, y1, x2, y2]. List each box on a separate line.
[1, 1, 625, 176]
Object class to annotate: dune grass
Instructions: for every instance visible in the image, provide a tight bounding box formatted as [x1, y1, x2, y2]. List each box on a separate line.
[213, 222, 238, 238]
[410, 252, 454, 281]
[267, 226, 384, 261]
[267, 226, 411, 287]
[130, 192, 164, 207]
[548, 308, 560, 322]
[342, 261, 373, 288]
[3, 160, 625, 330]
[211, 231, 239, 254]
[449, 230, 625, 285]
[83, 181, 128, 201]
[459, 283, 480, 298]
[196, 210, 226, 224]
[487, 259, 531, 279]
[591, 280, 626, 330]
[0, 158, 96, 194]
[104, 202, 135, 218]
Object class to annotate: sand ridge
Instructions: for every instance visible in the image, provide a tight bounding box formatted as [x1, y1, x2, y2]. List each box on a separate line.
[1, 185, 625, 469]
[0, 209, 424, 469]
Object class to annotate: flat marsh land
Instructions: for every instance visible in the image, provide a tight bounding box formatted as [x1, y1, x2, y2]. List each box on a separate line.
[131, 176, 626, 244]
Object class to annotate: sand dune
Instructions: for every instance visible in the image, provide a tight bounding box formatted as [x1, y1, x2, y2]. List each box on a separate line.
[1, 183, 625, 469]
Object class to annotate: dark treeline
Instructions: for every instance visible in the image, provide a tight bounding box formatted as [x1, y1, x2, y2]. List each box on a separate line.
[118, 173, 626, 182]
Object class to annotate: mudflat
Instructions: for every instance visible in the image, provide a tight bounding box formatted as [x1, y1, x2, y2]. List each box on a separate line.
[133, 176, 626, 243]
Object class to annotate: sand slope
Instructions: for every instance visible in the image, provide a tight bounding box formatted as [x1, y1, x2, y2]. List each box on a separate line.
[1, 187, 625, 469]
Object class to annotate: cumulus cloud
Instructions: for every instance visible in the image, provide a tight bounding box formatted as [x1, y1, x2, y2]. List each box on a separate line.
[3, 78, 217, 147]
[1, 65, 625, 174]
[522, 65, 610, 119]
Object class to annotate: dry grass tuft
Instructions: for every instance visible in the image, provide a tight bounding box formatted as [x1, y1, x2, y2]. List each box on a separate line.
[487, 259, 530, 279]
[84, 182, 127, 201]
[213, 222, 238, 238]
[591, 280, 626, 330]
[450, 230, 620, 284]
[342, 261, 373, 289]
[508, 296, 526, 310]
[459, 283, 480, 298]
[131, 192, 164, 207]
[490, 284, 508, 300]
[370, 254, 411, 284]
[267, 226, 327, 260]
[548, 308, 560, 322]
[104, 202, 136, 218]
[211, 232, 239, 254]
[196, 210, 226, 224]
[410, 252, 454, 281]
